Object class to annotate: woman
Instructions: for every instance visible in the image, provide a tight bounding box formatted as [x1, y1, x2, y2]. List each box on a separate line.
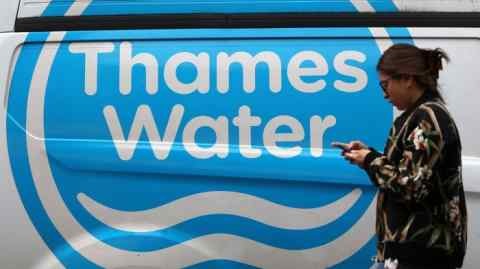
[342, 44, 467, 269]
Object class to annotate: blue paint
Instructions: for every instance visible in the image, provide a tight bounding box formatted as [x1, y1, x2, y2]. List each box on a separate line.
[187, 259, 261, 269]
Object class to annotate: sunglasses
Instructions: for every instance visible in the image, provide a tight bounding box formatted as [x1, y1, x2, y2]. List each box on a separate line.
[379, 74, 402, 92]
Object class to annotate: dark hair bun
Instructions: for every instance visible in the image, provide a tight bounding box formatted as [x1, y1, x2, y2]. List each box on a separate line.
[424, 48, 450, 79]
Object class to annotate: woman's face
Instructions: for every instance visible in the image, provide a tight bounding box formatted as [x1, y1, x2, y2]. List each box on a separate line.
[378, 72, 414, 111]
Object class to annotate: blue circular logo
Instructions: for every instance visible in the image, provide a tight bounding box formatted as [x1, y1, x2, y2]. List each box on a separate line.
[7, 1, 412, 268]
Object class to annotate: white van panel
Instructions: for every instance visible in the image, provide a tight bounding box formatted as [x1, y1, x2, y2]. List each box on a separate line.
[396, 0, 480, 12]
[1, 0, 21, 32]
[17, 0, 50, 18]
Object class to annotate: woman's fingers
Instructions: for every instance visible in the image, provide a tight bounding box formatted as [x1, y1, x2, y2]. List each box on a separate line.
[343, 151, 355, 162]
[344, 149, 370, 166]
[346, 142, 358, 151]
[344, 153, 357, 165]
[350, 141, 367, 150]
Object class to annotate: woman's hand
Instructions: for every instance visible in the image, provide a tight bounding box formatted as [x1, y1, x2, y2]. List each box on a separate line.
[346, 140, 368, 151]
[343, 149, 371, 167]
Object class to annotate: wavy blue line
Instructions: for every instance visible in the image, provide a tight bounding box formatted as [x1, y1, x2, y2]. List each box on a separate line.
[186, 259, 260, 269]
[181, 236, 377, 269]
[70, 187, 375, 252]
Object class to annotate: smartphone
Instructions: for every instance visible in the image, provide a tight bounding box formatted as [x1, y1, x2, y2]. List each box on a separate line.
[331, 141, 350, 151]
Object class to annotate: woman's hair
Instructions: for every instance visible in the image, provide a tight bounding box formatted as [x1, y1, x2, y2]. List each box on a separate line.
[376, 43, 449, 102]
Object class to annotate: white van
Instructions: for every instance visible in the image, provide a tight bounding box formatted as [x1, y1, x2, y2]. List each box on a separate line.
[1, 0, 479, 268]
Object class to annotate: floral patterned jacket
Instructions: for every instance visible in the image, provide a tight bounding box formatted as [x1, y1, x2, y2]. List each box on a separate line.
[363, 91, 467, 268]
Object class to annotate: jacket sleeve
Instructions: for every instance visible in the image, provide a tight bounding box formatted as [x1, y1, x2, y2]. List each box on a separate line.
[363, 106, 444, 202]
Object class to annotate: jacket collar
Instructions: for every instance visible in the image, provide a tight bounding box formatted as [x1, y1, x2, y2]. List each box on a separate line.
[399, 90, 441, 120]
